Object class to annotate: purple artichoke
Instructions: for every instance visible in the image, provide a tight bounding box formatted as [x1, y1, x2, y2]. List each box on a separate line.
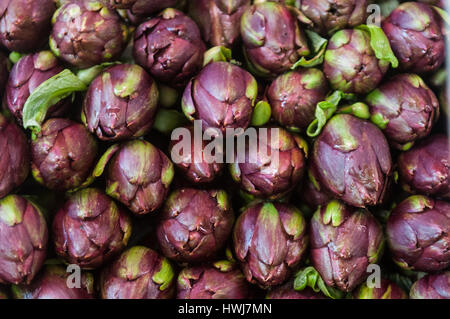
[31, 118, 98, 191]
[169, 126, 223, 184]
[177, 260, 252, 299]
[82, 64, 159, 142]
[11, 264, 94, 299]
[310, 200, 384, 292]
[240, 2, 310, 78]
[105, 140, 174, 215]
[182, 61, 257, 133]
[397, 134, 449, 199]
[267, 282, 325, 299]
[310, 114, 393, 208]
[0, 195, 48, 285]
[110, 0, 178, 25]
[50, 0, 129, 68]
[233, 202, 309, 288]
[5, 51, 70, 125]
[267, 68, 329, 132]
[100, 246, 175, 299]
[382, 2, 445, 74]
[53, 188, 132, 269]
[299, 0, 370, 36]
[353, 279, 408, 299]
[410, 272, 450, 299]
[386, 195, 450, 272]
[0, 114, 30, 199]
[0, 0, 55, 52]
[156, 188, 234, 263]
[0, 51, 8, 96]
[324, 29, 390, 94]
[189, 0, 250, 48]
[133, 8, 206, 87]
[366, 73, 440, 150]
[230, 127, 307, 200]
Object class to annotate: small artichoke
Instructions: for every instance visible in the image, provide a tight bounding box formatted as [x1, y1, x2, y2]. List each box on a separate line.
[133, 8, 206, 87]
[386, 195, 450, 272]
[240, 2, 310, 78]
[353, 279, 408, 299]
[0, 114, 30, 199]
[156, 188, 234, 263]
[6, 51, 69, 124]
[31, 118, 98, 191]
[267, 68, 329, 132]
[410, 272, 450, 299]
[397, 134, 449, 199]
[82, 64, 159, 142]
[324, 29, 389, 94]
[233, 202, 309, 288]
[0, 0, 56, 52]
[310, 200, 384, 292]
[12, 264, 94, 299]
[0, 195, 48, 285]
[310, 114, 392, 208]
[366, 74, 440, 150]
[382, 2, 445, 74]
[100, 246, 176, 299]
[189, 0, 250, 48]
[177, 260, 252, 299]
[182, 61, 257, 133]
[110, 0, 178, 24]
[105, 140, 174, 215]
[50, 0, 129, 68]
[230, 127, 307, 200]
[53, 188, 132, 269]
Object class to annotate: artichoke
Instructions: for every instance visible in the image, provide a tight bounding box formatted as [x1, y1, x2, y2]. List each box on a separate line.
[0, 0, 55, 52]
[53, 188, 132, 269]
[82, 64, 159, 142]
[133, 8, 206, 87]
[50, 0, 129, 68]
[310, 200, 384, 292]
[170, 126, 223, 184]
[324, 29, 389, 94]
[6, 51, 69, 125]
[397, 134, 449, 199]
[0, 195, 48, 285]
[12, 264, 94, 299]
[182, 61, 257, 133]
[267, 282, 325, 299]
[110, 0, 178, 24]
[267, 68, 329, 132]
[310, 114, 392, 208]
[31, 118, 98, 191]
[229, 127, 307, 200]
[189, 0, 250, 48]
[410, 272, 450, 299]
[299, 0, 370, 36]
[156, 188, 234, 263]
[177, 260, 252, 299]
[0, 114, 30, 199]
[233, 202, 309, 288]
[0, 51, 7, 96]
[100, 246, 176, 299]
[386, 195, 450, 272]
[240, 1, 310, 78]
[366, 73, 440, 150]
[105, 140, 174, 215]
[382, 2, 445, 74]
[353, 279, 408, 299]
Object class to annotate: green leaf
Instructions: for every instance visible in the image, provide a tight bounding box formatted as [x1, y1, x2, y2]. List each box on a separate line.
[337, 102, 370, 119]
[356, 24, 399, 68]
[9, 52, 24, 64]
[291, 30, 328, 69]
[293, 267, 345, 299]
[22, 69, 87, 133]
[153, 109, 189, 135]
[203, 46, 233, 66]
[251, 101, 272, 126]
[306, 91, 356, 137]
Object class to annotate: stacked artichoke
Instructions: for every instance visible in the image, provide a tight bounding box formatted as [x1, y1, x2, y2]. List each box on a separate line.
[0, 0, 448, 301]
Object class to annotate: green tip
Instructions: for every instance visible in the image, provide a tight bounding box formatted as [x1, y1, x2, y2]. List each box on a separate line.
[153, 258, 175, 291]
[251, 101, 272, 126]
